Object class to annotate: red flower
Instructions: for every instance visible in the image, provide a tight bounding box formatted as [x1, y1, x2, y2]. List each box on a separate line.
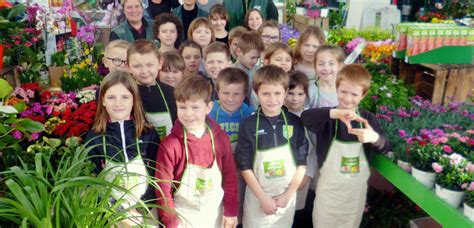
[22, 82, 39, 92]
[25, 41, 32, 47]
[418, 141, 427, 146]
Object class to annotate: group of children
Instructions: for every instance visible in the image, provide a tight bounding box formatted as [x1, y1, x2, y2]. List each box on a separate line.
[86, 4, 391, 227]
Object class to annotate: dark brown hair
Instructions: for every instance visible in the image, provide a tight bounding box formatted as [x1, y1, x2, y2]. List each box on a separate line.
[209, 4, 228, 22]
[178, 40, 202, 56]
[293, 25, 326, 64]
[153, 13, 183, 48]
[174, 75, 213, 103]
[288, 70, 309, 96]
[204, 42, 231, 60]
[161, 51, 185, 72]
[93, 70, 151, 137]
[244, 8, 263, 30]
[216, 67, 249, 94]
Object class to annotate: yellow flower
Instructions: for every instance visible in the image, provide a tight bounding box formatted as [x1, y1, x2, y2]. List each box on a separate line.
[84, 48, 90, 55]
[85, 58, 91, 64]
[93, 63, 98, 69]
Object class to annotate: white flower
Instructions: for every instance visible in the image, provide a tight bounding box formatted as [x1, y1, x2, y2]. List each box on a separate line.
[386, 93, 392, 98]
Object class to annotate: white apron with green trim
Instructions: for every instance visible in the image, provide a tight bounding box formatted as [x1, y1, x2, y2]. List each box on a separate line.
[145, 82, 173, 140]
[102, 137, 148, 210]
[243, 110, 297, 228]
[313, 120, 370, 228]
[174, 126, 224, 228]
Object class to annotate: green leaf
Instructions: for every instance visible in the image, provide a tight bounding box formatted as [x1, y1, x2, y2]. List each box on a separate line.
[6, 4, 26, 20]
[43, 137, 61, 149]
[0, 105, 18, 114]
[17, 119, 44, 133]
[13, 101, 26, 113]
[0, 78, 13, 99]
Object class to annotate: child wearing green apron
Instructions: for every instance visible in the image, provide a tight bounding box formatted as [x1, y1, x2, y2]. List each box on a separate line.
[301, 64, 390, 228]
[236, 65, 308, 227]
[85, 70, 160, 226]
[127, 40, 177, 141]
[156, 76, 238, 228]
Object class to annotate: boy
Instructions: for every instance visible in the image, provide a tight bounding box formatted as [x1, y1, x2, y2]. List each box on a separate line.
[155, 76, 238, 228]
[235, 65, 308, 227]
[228, 26, 247, 62]
[173, 0, 208, 41]
[233, 31, 265, 85]
[102, 39, 130, 72]
[204, 42, 233, 99]
[127, 39, 177, 140]
[301, 64, 390, 228]
[209, 67, 254, 150]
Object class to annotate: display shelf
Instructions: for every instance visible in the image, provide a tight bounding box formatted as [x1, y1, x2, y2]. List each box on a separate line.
[370, 154, 473, 228]
[393, 50, 406, 59]
[403, 46, 474, 65]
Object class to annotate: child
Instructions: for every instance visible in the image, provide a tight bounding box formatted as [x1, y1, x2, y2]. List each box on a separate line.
[155, 76, 238, 228]
[234, 31, 265, 85]
[209, 4, 229, 44]
[263, 42, 293, 73]
[178, 40, 202, 77]
[301, 64, 390, 228]
[313, 44, 346, 108]
[188, 17, 216, 51]
[153, 13, 183, 54]
[235, 65, 308, 227]
[127, 39, 178, 140]
[204, 42, 232, 85]
[86, 70, 160, 226]
[159, 51, 185, 87]
[244, 8, 263, 31]
[285, 71, 308, 116]
[293, 25, 325, 108]
[172, 0, 208, 41]
[102, 39, 130, 72]
[228, 26, 248, 62]
[258, 20, 280, 49]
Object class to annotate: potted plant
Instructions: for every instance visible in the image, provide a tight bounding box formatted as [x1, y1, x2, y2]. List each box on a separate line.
[432, 153, 470, 208]
[48, 51, 67, 88]
[463, 182, 474, 222]
[408, 139, 442, 188]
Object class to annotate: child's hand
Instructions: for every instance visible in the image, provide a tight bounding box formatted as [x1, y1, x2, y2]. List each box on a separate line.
[330, 109, 357, 131]
[273, 192, 293, 208]
[349, 117, 379, 143]
[222, 216, 238, 228]
[260, 196, 278, 215]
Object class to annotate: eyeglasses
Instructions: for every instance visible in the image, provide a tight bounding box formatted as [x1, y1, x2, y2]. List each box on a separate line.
[106, 57, 127, 66]
[261, 35, 279, 42]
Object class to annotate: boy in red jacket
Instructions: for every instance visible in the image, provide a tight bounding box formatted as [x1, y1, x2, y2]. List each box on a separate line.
[155, 76, 238, 228]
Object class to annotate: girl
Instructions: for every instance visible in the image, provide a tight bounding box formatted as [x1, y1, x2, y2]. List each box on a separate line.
[179, 40, 203, 77]
[258, 20, 280, 49]
[153, 13, 183, 54]
[263, 42, 293, 73]
[209, 4, 229, 44]
[187, 17, 215, 51]
[244, 8, 263, 31]
[314, 45, 346, 108]
[127, 39, 178, 140]
[159, 51, 185, 87]
[85, 70, 160, 226]
[293, 25, 325, 109]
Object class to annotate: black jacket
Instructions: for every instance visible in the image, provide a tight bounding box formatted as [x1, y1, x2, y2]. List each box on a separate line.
[301, 107, 391, 168]
[235, 107, 308, 170]
[85, 120, 160, 202]
[139, 82, 178, 123]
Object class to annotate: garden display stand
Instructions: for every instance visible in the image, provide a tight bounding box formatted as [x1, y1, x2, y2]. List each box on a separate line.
[370, 154, 473, 228]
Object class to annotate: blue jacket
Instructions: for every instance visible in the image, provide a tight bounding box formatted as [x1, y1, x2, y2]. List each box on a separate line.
[208, 100, 254, 143]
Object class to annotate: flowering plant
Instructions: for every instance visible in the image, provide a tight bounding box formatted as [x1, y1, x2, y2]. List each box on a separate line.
[361, 39, 395, 64]
[432, 153, 472, 191]
[418, 12, 447, 23]
[463, 182, 474, 207]
[408, 139, 443, 171]
[61, 58, 101, 92]
[328, 27, 393, 48]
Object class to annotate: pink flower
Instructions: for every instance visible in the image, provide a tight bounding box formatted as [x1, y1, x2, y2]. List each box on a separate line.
[25, 41, 32, 47]
[448, 132, 461, 139]
[398, 129, 407, 138]
[449, 153, 465, 166]
[443, 145, 452, 153]
[466, 163, 474, 173]
[469, 182, 474, 191]
[411, 111, 420, 117]
[432, 163, 443, 173]
[31, 132, 40, 140]
[12, 130, 22, 139]
[461, 183, 468, 190]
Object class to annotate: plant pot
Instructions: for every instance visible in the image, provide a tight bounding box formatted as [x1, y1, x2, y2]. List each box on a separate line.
[464, 202, 474, 222]
[435, 184, 465, 208]
[397, 159, 412, 173]
[411, 167, 435, 188]
[48, 66, 66, 88]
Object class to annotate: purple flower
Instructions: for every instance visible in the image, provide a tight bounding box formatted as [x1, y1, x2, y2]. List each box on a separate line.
[371, 95, 379, 100]
[379, 106, 388, 112]
[411, 111, 420, 117]
[12, 130, 23, 140]
[398, 129, 407, 138]
[432, 163, 443, 173]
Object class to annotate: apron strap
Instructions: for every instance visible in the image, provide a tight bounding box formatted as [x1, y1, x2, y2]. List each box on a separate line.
[102, 135, 141, 162]
[255, 108, 290, 150]
[156, 82, 171, 114]
[183, 124, 217, 166]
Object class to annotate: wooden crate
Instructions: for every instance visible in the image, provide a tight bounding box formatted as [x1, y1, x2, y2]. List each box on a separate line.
[293, 15, 329, 32]
[398, 62, 474, 104]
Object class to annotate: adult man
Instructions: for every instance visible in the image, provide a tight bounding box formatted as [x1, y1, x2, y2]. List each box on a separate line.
[110, 0, 155, 42]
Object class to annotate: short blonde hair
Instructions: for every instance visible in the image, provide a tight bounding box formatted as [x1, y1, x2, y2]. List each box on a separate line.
[336, 64, 372, 95]
[228, 26, 247, 45]
[238, 31, 265, 54]
[188, 17, 216, 43]
[174, 75, 212, 103]
[104, 40, 131, 57]
[204, 42, 231, 60]
[253, 65, 288, 93]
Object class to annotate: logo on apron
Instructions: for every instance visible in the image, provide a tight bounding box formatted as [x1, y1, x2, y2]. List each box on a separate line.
[340, 156, 360, 176]
[196, 177, 214, 195]
[283, 125, 294, 139]
[263, 160, 286, 179]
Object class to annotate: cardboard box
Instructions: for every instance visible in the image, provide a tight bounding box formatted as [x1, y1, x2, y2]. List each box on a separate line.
[294, 15, 329, 32]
